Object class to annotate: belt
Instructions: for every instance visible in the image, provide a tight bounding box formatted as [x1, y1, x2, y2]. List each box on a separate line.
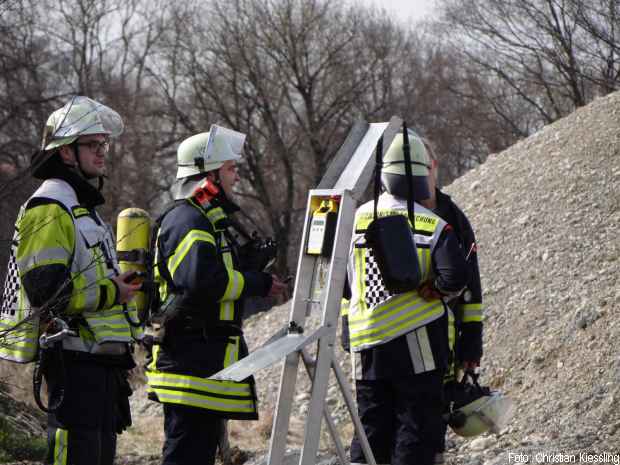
[62, 336, 128, 355]
[167, 313, 243, 335]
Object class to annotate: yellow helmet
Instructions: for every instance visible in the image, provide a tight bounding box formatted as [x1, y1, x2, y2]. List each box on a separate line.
[382, 129, 430, 176]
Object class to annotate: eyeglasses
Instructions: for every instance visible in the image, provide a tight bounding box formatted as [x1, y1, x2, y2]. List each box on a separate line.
[76, 139, 110, 154]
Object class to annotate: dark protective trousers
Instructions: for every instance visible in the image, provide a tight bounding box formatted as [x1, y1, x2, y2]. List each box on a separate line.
[350, 370, 445, 465]
[43, 350, 133, 465]
[46, 426, 116, 465]
[162, 403, 222, 465]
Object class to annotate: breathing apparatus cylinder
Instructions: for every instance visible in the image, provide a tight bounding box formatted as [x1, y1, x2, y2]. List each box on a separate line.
[116, 208, 152, 317]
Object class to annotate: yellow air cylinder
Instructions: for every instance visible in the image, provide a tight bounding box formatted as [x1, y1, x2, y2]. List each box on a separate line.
[116, 208, 152, 315]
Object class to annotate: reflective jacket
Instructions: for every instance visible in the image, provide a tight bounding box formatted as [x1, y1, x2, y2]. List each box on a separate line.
[347, 194, 467, 353]
[0, 179, 141, 363]
[146, 197, 271, 419]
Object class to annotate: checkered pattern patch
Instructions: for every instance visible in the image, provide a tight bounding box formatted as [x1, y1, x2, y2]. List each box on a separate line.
[1, 246, 19, 317]
[364, 248, 392, 308]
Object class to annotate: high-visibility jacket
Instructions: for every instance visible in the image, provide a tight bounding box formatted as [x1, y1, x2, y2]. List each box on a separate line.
[347, 194, 454, 352]
[0, 179, 141, 363]
[146, 198, 271, 419]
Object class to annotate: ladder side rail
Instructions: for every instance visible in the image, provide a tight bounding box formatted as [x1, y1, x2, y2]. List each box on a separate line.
[349, 116, 402, 201]
[298, 191, 355, 465]
[300, 348, 347, 465]
[267, 191, 320, 465]
[331, 359, 377, 465]
[317, 121, 369, 190]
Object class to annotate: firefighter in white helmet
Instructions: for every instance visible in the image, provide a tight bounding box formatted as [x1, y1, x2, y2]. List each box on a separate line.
[0, 96, 142, 465]
[145, 126, 286, 465]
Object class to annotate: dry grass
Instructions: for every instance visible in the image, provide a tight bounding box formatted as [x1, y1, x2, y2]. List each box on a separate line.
[117, 411, 165, 456]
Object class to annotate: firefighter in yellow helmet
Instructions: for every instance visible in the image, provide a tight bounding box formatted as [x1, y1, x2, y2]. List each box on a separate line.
[344, 128, 469, 465]
[0, 96, 142, 465]
[145, 127, 286, 465]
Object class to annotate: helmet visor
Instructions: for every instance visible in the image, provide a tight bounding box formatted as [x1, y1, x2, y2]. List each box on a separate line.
[203, 125, 245, 164]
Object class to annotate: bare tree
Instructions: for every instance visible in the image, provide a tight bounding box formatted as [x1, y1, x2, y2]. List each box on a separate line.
[437, 0, 620, 135]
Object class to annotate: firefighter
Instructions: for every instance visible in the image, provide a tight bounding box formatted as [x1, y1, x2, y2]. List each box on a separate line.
[345, 129, 469, 465]
[145, 127, 286, 465]
[0, 96, 142, 465]
[419, 139, 484, 464]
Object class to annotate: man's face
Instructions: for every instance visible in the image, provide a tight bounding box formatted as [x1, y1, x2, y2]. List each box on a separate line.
[60, 134, 109, 178]
[217, 160, 240, 198]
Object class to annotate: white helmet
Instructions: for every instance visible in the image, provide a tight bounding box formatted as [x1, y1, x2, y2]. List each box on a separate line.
[176, 125, 245, 179]
[42, 96, 124, 150]
[32, 96, 123, 179]
[448, 391, 515, 437]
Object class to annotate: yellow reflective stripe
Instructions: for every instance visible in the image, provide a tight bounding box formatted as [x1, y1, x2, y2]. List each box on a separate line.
[67, 273, 88, 312]
[148, 344, 160, 371]
[219, 248, 243, 320]
[221, 269, 244, 302]
[102, 279, 117, 308]
[355, 210, 438, 233]
[16, 247, 70, 274]
[354, 247, 366, 311]
[341, 298, 350, 316]
[350, 303, 444, 349]
[349, 297, 444, 346]
[168, 230, 216, 278]
[461, 303, 483, 323]
[224, 336, 239, 368]
[448, 308, 456, 350]
[349, 290, 421, 325]
[82, 308, 132, 342]
[126, 304, 144, 340]
[349, 295, 442, 332]
[148, 388, 255, 413]
[147, 372, 252, 396]
[206, 207, 227, 226]
[53, 428, 68, 465]
[84, 315, 127, 327]
[219, 301, 233, 321]
[416, 247, 431, 282]
[68, 259, 101, 312]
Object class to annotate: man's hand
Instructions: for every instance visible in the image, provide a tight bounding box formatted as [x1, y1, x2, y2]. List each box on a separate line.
[461, 360, 480, 371]
[112, 270, 142, 304]
[418, 282, 443, 301]
[268, 275, 288, 298]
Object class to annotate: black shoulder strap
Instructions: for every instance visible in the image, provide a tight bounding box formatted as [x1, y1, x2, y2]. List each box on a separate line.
[25, 196, 72, 216]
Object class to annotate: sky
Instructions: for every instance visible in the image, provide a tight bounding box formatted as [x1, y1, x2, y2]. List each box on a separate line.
[355, 0, 439, 22]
